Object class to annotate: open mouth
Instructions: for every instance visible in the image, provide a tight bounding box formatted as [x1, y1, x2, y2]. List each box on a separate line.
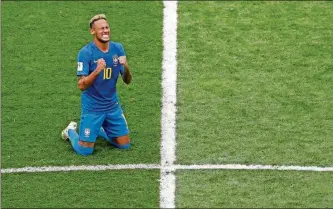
[102, 34, 109, 39]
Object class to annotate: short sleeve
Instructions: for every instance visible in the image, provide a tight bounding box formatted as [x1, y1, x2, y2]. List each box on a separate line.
[76, 48, 91, 76]
[116, 43, 126, 75]
[117, 43, 126, 57]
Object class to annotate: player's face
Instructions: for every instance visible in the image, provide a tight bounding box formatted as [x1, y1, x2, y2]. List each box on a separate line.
[91, 19, 111, 43]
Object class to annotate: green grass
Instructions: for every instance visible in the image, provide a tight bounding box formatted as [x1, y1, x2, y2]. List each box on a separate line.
[176, 1, 333, 166]
[2, 170, 160, 208]
[2, 1, 333, 208]
[176, 170, 333, 208]
[1, 1, 163, 168]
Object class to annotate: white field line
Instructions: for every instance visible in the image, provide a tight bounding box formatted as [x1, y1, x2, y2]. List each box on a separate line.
[174, 164, 333, 172]
[160, 1, 178, 209]
[1, 164, 160, 174]
[2, 164, 333, 174]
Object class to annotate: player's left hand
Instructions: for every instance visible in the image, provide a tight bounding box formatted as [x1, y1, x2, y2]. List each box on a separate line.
[119, 56, 127, 66]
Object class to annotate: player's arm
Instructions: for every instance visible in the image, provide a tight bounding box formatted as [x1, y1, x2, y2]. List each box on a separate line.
[119, 56, 132, 84]
[78, 59, 106, 91]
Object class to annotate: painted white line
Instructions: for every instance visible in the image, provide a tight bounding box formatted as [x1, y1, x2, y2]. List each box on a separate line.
[1, 164, 160, 174]
[174, 164, 333, 172]
[160, 1, 178, 208]
[2, 164, 333, 174]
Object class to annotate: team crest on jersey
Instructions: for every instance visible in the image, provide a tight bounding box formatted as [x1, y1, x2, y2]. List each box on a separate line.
[84, 128, 90, 137]
[113, 55, 118, 66]
[77, 62, 83, 71]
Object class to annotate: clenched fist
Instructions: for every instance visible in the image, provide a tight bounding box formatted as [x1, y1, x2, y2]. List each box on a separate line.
[95, 58, 106, 73]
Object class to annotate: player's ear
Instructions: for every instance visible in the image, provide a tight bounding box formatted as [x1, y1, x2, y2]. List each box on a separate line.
[90, 28, 95, 35]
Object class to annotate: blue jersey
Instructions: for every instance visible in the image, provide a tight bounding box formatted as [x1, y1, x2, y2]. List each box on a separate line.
[77, 41, 125, 113]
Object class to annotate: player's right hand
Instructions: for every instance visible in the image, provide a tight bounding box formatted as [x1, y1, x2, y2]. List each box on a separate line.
[96, 58, 106, 73]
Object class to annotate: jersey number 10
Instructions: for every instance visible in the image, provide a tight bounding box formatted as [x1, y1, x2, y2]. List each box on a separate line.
[103, 68, 112, 80]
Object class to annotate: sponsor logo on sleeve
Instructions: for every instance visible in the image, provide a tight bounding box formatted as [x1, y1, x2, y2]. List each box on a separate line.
[77, 62, 83, 71]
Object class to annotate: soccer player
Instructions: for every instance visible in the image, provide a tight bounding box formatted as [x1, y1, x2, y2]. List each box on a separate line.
[61, 14, 132, 156]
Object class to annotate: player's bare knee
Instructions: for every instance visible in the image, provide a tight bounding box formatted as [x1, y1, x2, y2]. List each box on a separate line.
[111, 136, 130, 149]
[115, 135, 130, 145]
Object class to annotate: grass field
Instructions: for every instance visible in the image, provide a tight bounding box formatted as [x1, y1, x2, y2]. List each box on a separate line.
[176, 170, 333, 208]
[176, 1, 333, 166]
[2, 170, 160, 208]
[2, 1, 333, 208]
[1, 1, 163, 168]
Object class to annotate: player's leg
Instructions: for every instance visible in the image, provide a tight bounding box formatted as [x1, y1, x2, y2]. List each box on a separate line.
[103, 106, 130, 149]
[98, 126, 109, 140]
[76, 112, 106, 155]
[61, 121, 92, 156]
[98, 114, 130, 149]
[98, 127, 129, 144]
[110, 135, 130, 149]
[99, 125, 130, 149]
[69, 130, 94, 156]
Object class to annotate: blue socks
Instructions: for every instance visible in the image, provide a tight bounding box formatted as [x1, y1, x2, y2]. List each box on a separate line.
[68, 129, 93, 156]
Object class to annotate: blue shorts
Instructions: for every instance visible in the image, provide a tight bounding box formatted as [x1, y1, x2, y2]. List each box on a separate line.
[79, 105, 129, 143]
